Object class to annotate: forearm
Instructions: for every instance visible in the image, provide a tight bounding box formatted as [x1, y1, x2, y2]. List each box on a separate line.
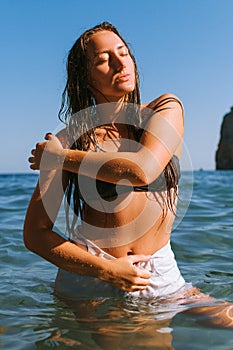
[30, 98, 183, 185]
[61, 108, 182, 185]
[24, 226, 109, 279]
[63, 148, 158, 186]
[24, 227, 152, 292]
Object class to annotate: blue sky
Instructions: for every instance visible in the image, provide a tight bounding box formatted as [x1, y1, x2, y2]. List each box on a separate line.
[1, 0, 233, 172]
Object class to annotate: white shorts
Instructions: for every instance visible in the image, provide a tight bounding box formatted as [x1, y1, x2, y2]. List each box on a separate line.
[54, 239, 191, 301]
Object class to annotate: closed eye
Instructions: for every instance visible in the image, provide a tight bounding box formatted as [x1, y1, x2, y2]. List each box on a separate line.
[95, 53, 109, 65]
[118, 46, 129, 56]
[94, 46, 129, 65]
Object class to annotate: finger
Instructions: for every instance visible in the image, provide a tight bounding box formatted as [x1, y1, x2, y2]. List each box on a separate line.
[45, 132, 53, 140]
[132, 283, 150, 291]
[134, 276, 151, 286]
[128, 254, 151, 264]
[135, 267, 151, 279]
[28, 156, 35, 163]
[35, 142, 40, 149]
[31, 149, 35, 155]
[30, 164, 38, 170]
[126, 282, 150, 292]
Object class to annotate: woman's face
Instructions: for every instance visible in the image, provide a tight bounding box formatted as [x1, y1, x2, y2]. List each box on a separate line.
[86, 30, 136, 103]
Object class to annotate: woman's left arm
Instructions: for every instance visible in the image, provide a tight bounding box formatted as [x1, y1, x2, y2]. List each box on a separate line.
[29, 94, 184, 186]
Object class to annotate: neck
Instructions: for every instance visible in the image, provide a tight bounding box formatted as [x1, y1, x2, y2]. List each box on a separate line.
[95, 100, 129, 125]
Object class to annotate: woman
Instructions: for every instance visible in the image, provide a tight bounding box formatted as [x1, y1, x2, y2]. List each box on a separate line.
[24, 22, 232, 327]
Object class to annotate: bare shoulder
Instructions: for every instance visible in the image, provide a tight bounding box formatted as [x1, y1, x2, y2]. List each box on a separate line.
[143, 93, 184, 112]
[141, 94, 184, 126]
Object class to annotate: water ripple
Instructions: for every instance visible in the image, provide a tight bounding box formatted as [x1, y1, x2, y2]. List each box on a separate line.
[0, 171, 233, 349]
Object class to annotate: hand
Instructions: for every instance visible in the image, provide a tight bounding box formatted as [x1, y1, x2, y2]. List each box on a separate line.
[103, 254, 151, 292]
[29, 133, 66, 171]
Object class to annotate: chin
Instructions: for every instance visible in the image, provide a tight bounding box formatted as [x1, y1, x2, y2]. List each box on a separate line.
[118, 85, 135, 96]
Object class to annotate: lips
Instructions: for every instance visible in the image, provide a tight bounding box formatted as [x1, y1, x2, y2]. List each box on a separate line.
[116, 73, 130, 83]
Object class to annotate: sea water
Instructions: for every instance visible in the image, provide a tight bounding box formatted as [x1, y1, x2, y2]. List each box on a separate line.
[0, 171, 232, 349]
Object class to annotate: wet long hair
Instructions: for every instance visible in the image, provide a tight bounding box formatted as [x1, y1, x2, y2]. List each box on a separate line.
[58, 22, 180, 235]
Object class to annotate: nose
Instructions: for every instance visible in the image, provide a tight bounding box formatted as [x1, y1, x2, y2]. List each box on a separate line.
[111, 54, 125, 71]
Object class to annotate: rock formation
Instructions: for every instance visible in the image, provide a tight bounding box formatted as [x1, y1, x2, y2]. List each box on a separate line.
[215, 107, 233, 169]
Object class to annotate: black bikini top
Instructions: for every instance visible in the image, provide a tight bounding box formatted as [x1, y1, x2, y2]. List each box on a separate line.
[78, 154, 180, 201]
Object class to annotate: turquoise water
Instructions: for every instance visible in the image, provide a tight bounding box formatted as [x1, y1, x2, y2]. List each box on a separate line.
[0, 171, 232, 349]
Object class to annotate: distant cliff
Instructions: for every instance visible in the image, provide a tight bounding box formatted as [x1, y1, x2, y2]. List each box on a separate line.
[215, 107, 233, 170]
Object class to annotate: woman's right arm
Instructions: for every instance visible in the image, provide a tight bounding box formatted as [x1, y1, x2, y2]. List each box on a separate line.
[23, 168, 102, 275]
[23, 168, 151, 291]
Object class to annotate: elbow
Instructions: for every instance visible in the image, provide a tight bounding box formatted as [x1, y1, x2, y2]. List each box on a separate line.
[133, 171, 151, 187]
[135, 171, 160, 187]
[23, 223, 36, 253]
[132, 153, 161, 186]
[128, 166, 158, 187]
[23, 221, 43, 255]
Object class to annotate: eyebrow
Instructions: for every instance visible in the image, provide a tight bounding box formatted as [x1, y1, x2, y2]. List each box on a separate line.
[94, 44, 126, 57]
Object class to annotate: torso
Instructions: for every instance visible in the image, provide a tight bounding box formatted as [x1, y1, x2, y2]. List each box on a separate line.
[66, 100, 182, 257]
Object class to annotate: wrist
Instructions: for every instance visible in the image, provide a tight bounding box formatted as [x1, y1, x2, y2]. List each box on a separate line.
[96, 258, 115, 282]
